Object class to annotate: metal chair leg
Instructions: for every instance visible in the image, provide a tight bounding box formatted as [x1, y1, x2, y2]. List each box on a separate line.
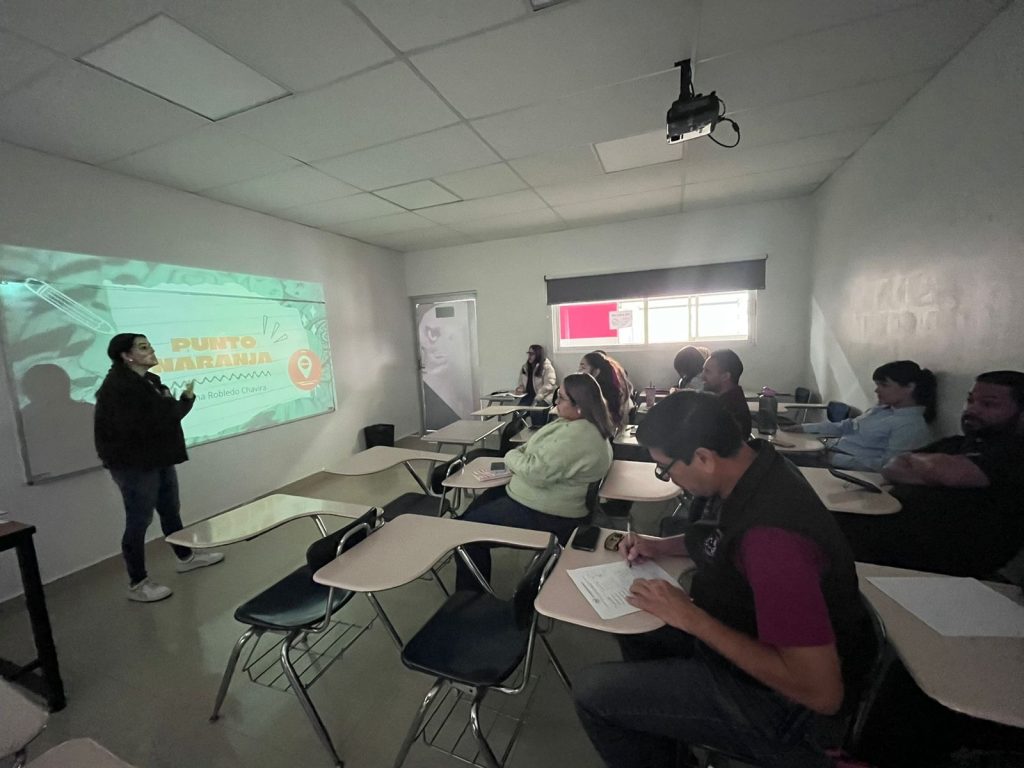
[468, 688, 501, 768]
[430, 566, 450, 596]
[392, 678, 445, 768]
[280, 631, 344, 767]
[210, 626, 259, 721]
[540, 634, 572, 692]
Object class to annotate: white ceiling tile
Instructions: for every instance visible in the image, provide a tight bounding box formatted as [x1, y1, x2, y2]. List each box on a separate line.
[536, 162, 683, 207]
[698, 0, 925, 59]
[411, 0, 699, 118]
[596, 130, 682, 173]
[166, 0, 394, 92]
[450, 207, 565, 240]
[416, 189, 550, 225]
[82, 15, 288, 120]
[682, 160, 841, 209]
[555, 186, 683, 226]
[0, 0, 162, 56]
[201, 166, 361, 213]
[332, 212, 437, 239]
[103, 124, 297, 191]
[0, 60, 208, 164]
[375, 181, 460, 209]
[473, 70, 675, 159]
[222, 62, 458, 161]
[434, 163, 527, 200]
[697, 0, 1005, 114]
[363, 226, 475, 252]
[282, 192, 405, 227]
[0, 30, 59, 96]
[508, 146, 606, 187]
[314, 125, 500, 190]
[351, 0, 526, 52]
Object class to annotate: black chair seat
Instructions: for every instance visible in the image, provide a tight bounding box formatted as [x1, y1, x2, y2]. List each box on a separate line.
[401, 591, 529, 687]
[383, 492, 452, 522]
[234, 565, 353, 631]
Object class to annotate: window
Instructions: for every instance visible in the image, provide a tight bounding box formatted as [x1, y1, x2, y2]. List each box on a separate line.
[554, 291, 753, 350]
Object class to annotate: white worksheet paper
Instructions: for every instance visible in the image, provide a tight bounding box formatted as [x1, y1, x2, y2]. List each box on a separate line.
[867, 576, 1024, 637]
[567, 560, 681, 620]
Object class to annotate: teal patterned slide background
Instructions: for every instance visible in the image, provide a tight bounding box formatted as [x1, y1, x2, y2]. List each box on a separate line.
[0, 244, 335, 482]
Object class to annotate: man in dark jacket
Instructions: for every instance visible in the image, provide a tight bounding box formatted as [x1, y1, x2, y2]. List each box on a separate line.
[95, 333, 222, 602]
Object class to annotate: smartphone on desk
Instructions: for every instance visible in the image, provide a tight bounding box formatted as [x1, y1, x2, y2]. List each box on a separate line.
[571, 524, 601, 551]
[828, 467, 883, 493]
[490, 461, 506, 471]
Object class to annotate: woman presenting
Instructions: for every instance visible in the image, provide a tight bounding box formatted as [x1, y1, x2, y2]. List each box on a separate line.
[456, 373, 614, 590]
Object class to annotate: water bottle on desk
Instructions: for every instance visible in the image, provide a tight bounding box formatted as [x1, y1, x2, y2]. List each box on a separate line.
[757, 387, 778, 436]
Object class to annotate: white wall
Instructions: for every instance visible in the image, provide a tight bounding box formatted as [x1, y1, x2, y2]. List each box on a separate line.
[0, 143, 419, 600]
[405, 198, 815, 397]
[809, 0, 1024, 437]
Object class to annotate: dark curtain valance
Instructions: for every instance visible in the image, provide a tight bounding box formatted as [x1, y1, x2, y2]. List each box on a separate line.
[544, 258, 766, 305]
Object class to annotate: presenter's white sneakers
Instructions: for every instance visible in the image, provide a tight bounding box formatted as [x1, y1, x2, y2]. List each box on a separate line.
[175, 551, 224, 573]
[127, 578, 172, 602]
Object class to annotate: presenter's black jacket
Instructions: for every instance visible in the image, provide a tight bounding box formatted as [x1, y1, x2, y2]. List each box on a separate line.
[94, 365, 194, 469]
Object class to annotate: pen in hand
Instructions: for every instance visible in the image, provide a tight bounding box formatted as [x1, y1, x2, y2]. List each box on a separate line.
[626, 519, 633, 569]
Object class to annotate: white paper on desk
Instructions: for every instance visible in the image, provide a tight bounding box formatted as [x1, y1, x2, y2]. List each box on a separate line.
[567, 560, 681, 620]
[868, 577, 1024, 637]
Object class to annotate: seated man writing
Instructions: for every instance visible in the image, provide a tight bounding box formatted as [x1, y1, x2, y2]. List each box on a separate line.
[838, 369, 1024, 577]
[574, 392, 874, 768]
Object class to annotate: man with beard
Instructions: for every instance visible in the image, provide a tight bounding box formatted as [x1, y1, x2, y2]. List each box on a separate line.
[836, 370, 1024, 577]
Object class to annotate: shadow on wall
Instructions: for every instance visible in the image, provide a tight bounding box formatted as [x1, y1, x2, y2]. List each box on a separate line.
[19, 363, 97, 480]
[809, 298, 869, 410]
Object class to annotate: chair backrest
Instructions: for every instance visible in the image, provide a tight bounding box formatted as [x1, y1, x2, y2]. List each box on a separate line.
[499, 415, 528, 455]
[826, 401, 851, 422]
[511, 535, 559, 629]
[305, 507, 381, 572]
[794, 386, 811, 403]
[430, 455, 467, 494]
[843, 593, 891, 753]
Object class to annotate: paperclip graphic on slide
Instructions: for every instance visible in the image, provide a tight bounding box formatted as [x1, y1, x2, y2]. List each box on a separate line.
[23, 278, 115, 334]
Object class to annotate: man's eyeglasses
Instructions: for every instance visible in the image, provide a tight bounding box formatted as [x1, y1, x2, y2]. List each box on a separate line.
[654, 458, 678, 482]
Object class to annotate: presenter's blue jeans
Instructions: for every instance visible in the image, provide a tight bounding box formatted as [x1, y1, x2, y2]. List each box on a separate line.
[574, 627, 830, 768]
[109, 466, 192, 585]
[454, 486, 580, 591]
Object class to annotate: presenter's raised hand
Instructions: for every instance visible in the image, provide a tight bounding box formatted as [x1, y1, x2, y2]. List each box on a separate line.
[183, 380, 196, 399]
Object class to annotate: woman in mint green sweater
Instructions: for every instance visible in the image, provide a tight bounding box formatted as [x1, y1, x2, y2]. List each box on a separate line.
[456, 373, 615, 591]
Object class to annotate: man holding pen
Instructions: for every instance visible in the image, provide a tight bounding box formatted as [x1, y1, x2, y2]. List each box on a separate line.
[574, 391, 874, 768]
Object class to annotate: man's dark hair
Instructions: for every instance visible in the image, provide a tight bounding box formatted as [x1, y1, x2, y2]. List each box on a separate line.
[635, 391, 744, 464]
[107, 333, 144, 363]
[708, 348, 743, 385]
[976, 370, 1024, 408]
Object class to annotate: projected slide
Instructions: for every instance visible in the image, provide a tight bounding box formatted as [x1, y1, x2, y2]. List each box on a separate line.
[0, 244, 335, 482]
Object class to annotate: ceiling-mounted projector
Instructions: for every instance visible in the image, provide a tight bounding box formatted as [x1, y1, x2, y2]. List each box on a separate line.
[666, 59, 740, 147]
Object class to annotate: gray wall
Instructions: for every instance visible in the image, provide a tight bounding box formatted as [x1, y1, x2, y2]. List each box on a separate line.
[0, 142, 419, 601]
[809, 0, 1024, 437]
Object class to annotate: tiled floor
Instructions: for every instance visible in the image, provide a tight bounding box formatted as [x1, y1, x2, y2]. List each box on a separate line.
[1, 436, 679, 768]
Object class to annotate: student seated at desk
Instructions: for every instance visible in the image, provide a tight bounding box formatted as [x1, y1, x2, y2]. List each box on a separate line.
[573, 392, 875, 768]
[701, 348, 752, 436]
[456, 373, 613, 591]
[838, 370, 1024, 578]
[671, 345, 709, 391]
[579, 351, 632, 431]
[789, 360, 936, 472]
[515, 343, 557, 427]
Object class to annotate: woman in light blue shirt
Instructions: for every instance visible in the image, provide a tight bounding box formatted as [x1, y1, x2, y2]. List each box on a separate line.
[796, 360, 937, 471]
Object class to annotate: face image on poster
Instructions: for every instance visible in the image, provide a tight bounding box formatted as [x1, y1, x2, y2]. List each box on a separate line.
[418, 302, 475, 430]
[0, 244, 335, 481]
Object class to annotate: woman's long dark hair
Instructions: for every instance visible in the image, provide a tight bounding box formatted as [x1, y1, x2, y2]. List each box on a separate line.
[107, 333, 146, 365]
[521, 344, 546, 376]
[673, 345, 709, 388]
[562, 372, 615, 439]
[582, 351, 630, 429]
[872, 360, 938, 423]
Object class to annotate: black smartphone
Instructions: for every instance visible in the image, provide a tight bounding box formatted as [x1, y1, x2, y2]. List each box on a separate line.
[571, 524, 601, 551]
[828, 467, 883, 493]
[490, 461, 506, 471]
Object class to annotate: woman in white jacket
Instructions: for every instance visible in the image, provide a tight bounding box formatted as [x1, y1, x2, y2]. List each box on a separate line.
[515, 344, 557, 425]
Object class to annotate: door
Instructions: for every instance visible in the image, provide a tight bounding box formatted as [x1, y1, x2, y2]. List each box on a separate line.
[413, 294, 479, 431]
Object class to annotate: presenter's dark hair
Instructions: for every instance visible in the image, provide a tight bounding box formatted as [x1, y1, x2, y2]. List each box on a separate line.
[636, 391, 744, 463]
[708, 348, 744, 384]
[562, 372, 615, 440]
[872, 360, 939, 423]
[673, 345, 710, 387]
[976, 370, 1024, 408]
[107, 333, 146, 364]
[522, 344, 546, 374]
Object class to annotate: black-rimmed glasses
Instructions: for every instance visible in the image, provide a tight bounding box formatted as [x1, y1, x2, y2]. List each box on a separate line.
[654, 458, 678, 482]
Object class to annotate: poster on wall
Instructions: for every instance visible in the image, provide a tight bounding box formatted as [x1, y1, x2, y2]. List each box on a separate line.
[0, 244, 335, 482]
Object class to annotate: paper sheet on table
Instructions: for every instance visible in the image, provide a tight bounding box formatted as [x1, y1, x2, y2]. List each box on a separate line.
[567, 560, 681, 620]
[867, 576, 1024, 637]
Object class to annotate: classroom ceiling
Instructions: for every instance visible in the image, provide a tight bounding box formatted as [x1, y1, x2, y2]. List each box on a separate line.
[0, 0, 1008, 252]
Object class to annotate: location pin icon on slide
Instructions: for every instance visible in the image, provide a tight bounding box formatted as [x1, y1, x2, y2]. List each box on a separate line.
[298, 354, 312, 378]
